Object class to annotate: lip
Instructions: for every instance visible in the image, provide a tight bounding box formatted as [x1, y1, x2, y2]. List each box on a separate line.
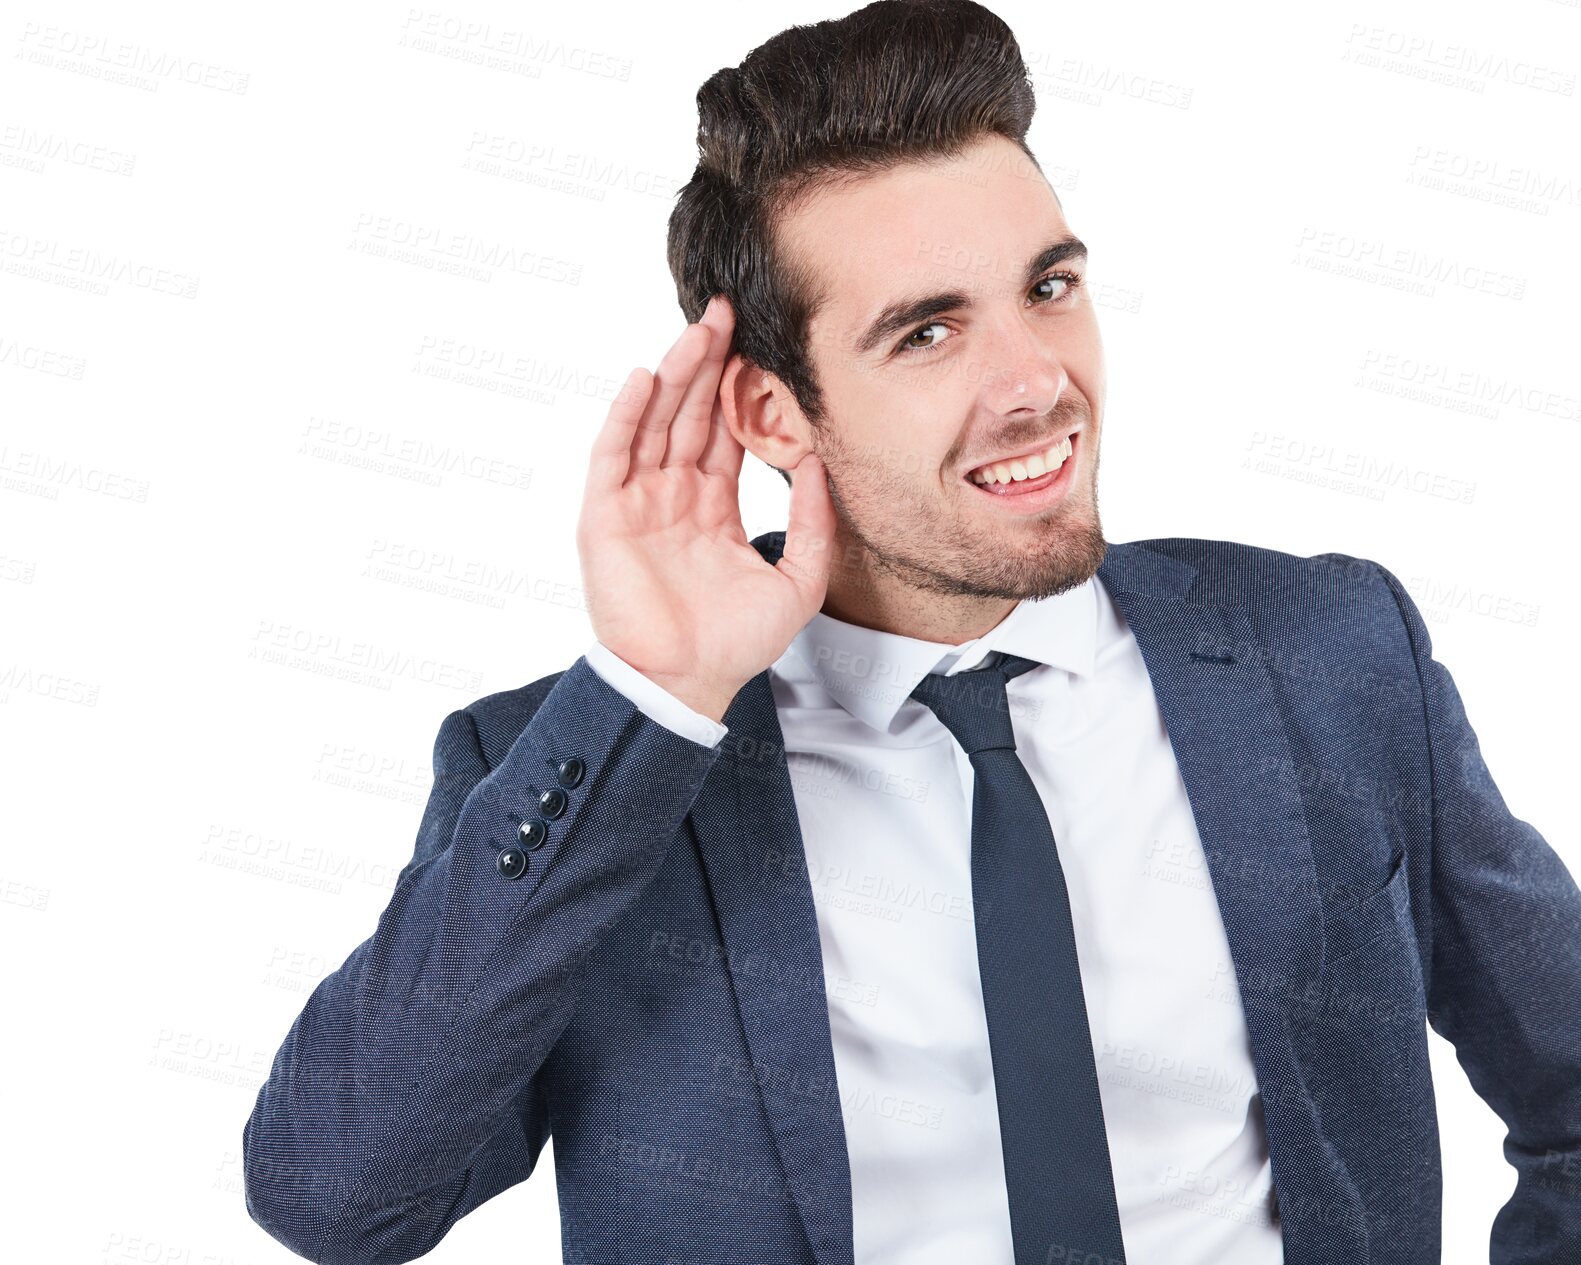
[961, 429, 1080, 483]
[962, 430, 1079, 513]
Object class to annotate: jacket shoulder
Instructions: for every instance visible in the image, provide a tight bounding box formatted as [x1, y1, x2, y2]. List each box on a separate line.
[1122, 534, 1388, 610]
[1121, 535, 1421, 692]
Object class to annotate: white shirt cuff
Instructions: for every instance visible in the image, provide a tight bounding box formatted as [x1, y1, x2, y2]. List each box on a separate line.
[584, 641, 730, 749]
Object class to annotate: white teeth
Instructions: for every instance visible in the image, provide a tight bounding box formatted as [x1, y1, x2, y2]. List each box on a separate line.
[970, 435, 1073, 485]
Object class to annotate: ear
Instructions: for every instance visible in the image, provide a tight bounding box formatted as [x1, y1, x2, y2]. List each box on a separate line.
[719, 354, 814, 473]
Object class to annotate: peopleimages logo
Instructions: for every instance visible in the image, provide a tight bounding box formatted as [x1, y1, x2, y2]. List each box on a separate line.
[15, 23, 250, 94]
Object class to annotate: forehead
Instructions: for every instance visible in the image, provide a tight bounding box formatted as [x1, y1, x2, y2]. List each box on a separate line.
[776, 135, 1071, 347]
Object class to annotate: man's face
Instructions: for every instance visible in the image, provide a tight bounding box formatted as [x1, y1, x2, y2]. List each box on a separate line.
[777, 132, 1107, 601]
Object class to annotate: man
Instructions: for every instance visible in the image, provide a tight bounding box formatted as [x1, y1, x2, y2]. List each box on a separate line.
[242, 1, 1581, 1262]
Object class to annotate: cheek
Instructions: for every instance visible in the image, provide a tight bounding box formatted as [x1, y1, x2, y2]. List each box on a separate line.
[1066, 328, 1105, 397]
[844, 379, 965, 474]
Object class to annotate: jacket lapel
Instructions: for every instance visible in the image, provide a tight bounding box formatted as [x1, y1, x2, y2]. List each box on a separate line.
[687, 532, 1367, 1265]
[1093, 539, 1369, 1261]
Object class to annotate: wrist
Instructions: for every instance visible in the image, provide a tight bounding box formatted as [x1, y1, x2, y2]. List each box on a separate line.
[639, 671, 738, 724]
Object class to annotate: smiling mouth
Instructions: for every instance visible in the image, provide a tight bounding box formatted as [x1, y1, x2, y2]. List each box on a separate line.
[963, 431, 1078, 498]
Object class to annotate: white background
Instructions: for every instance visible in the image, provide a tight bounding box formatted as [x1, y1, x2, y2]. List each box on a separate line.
[1, 1, 1577, 1261]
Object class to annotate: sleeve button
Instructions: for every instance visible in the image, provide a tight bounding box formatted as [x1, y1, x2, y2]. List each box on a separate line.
[518, 818, 548, 850]
[497, 847, 529, 880]
[537, 787, 567, 819]
[556, 757, 584, 788]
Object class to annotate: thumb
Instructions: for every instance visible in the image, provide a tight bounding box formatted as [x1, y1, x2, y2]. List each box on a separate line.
[778, 452, 835, 610]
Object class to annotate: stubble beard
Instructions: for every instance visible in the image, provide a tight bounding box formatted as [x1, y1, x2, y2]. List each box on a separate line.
[816, 429, 1108, 603]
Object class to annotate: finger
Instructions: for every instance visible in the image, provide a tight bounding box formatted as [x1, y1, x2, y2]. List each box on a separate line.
[777, 452, 836, 611]
[663, 295, 735, 470]
[696, 297, 744, 479]
[586, 365, 655, 495]
[629, 321, 712, 476]
[696, 390, 744, 482]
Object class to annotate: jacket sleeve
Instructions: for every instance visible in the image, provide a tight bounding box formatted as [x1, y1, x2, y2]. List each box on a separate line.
[1371, 561, 1581, 1263]
[242, 655, 727, 1264]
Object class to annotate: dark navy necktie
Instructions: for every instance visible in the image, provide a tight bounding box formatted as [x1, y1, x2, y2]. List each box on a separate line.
[910, 650, 1128, 1265]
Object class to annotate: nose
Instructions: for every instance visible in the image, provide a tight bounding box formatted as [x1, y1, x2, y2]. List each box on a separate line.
[974, 310, 1068, 417]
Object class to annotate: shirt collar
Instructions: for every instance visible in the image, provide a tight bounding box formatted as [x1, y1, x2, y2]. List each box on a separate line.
[783, 576, 1099, 735]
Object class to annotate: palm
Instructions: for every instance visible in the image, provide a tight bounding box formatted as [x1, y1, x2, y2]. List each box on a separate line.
[577, 297, 834, 707]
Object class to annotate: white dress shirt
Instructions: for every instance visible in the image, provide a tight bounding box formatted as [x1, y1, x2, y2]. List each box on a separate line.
[584, 576, 1283, 1264]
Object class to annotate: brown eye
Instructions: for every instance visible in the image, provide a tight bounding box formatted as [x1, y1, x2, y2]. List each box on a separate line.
[1031, 273, 1077, 303]
[897, 272, 1083, 359]
[902, 321, 950, 353]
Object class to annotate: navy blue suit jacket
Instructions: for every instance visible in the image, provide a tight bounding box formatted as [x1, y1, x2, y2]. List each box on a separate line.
[243, 532, 1581, 1264]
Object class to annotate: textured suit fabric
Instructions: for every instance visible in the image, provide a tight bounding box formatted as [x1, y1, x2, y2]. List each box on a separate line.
[242, 533, 1581, 1265]
[587, 568, 1282, 1263]
[911, 652, 1128, 1264]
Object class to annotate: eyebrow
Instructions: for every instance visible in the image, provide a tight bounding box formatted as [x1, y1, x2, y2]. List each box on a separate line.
[851, 236, 1089, 358]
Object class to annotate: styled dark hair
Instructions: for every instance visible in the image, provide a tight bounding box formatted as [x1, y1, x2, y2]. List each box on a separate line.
[666, 0, 1042, 484]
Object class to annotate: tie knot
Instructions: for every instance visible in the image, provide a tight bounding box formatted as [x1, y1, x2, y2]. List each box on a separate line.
[908, 651, 1040, 757]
